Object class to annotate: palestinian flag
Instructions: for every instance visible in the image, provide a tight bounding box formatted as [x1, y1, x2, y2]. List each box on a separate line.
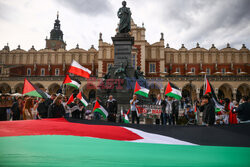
[121, 108, 129, 123]
[134, 81, 149, 98]
[22, 78, 49, 99]
[204, 77, 224, 111]
[165, 82, 182, 100]
[68, 60, 91, 78]
[66, 94, 74, 105]
[0, 118, 250, 167]
[63, 74, 81, 89]
[76, 92, 88, 107]
[93, 100, 108, 119]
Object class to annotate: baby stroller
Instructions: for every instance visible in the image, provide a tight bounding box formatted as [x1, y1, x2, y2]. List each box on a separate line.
[185, 105, 195, 125]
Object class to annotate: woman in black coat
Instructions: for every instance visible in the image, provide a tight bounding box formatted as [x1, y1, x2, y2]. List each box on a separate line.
[48, 96, 65, 118]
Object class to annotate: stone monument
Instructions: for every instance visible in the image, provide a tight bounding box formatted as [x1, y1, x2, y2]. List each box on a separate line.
[97, 1, 148, 111]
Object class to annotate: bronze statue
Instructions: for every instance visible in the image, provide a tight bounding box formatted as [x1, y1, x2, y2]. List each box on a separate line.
[117, 1, 131, 33]
[114, 62, 127, 79]
[135, 66, 145, 80]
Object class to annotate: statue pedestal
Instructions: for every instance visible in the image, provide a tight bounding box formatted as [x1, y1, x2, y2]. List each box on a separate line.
[112, 33, 134, 68]
[97, 33, 150, 115]
[97, 33, 135, 106]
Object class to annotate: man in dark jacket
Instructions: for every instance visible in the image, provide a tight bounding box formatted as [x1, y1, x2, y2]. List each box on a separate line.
[44, 94, 56, 118]
[199, 95, 215, 126]
[37, 98, 47, 118]
[160, 96, 167, 125]
[69, 98, 81, 119]
[48, 96, 65, 118]
[155, 94, 163, 124]
[106, 95, 117, 122]
[172, 100, 179, 125]
[11, 97, 23, 120]
[236, 96, 250, 122]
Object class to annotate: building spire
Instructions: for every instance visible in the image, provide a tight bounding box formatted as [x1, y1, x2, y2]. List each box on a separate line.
[57, 11, 59, 20]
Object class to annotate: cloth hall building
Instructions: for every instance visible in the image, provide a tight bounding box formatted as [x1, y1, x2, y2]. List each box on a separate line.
[0, 14, 249, 102]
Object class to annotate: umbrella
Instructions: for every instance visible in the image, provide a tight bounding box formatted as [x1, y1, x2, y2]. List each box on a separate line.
[11, 93, 23, 96]
[199, 71, 207, 75]
[186, 72, 194, 75]
[213, 72, 222, 75]
[172, 72, 180, 75]
[225, 72, 234, 75]
[238, 72, 248, 75]
[160, 72, 169, 76]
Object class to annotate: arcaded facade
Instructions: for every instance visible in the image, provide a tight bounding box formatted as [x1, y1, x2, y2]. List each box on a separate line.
[0, 16, 249, 101]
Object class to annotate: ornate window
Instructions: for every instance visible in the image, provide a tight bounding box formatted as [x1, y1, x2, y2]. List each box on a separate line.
[27, 68, 31, 76]
[176, 67, 180, 73]
[55, 68, 60, 76]
[164, 67, 168, 73]
[149, 63, 156, 73]
[221, 68, 226, 74]
[237, 68, 241, 74]
[206, 68, 210, 75]
[191, 67, 195, 74]
[41, 68, 45, 76]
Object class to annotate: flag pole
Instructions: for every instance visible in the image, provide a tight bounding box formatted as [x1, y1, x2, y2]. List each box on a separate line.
[203, 74, 206, 95]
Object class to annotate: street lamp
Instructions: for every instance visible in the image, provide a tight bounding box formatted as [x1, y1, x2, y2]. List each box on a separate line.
[188, 78, 194, 106]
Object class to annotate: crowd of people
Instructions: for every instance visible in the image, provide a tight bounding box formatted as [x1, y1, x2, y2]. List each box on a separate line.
[0, 94, 85, 121]
[0, 93, 249, 126]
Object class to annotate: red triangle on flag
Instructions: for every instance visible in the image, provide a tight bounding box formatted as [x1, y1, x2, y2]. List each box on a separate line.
[204, 79, 211, 95]
[76, 91, 82, 99]
[22, 78, 36, 94]
[165, 82, 173, 95]
[63, 75, 72, 84]
[93, 100, 101, 111]
[67, 94, 74, 105]
[134, 81, 141, 93]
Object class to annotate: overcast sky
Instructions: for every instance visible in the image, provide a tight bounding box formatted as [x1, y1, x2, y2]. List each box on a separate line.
[0, 0, 250, 51]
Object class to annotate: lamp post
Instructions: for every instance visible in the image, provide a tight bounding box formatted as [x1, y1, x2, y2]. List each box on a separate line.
[188, 78, 194, 106]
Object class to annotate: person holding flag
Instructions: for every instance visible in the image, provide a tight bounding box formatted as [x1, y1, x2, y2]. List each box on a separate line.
[106, 95, 117, 123]
[164, 82, 182, 125]
[130, 94, 139, 124]
[93, 100, 108, 120]
[202, 75, 224, 126]
[199, 95, 215, 126]
[76, 91, 89, 119]
[120, 106, 129, 123]
[48, 96, 65, 118]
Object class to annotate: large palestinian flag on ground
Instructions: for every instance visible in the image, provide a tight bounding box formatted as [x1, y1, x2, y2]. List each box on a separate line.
[22, 78, 49, 99]
[134, 81, 149, 98]
[0, 118, 250, 167]
[165, 82, 182, 100]
[63, 74, 81, 89]
[68, 60, 91, 78]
